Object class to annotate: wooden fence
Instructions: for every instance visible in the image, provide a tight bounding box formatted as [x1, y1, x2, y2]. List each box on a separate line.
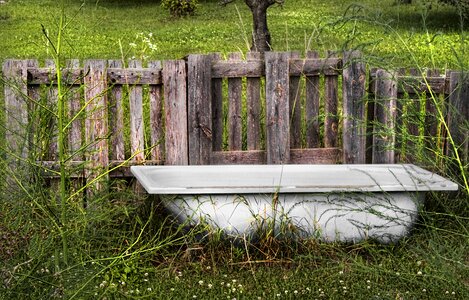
[2, 51, 468, 190]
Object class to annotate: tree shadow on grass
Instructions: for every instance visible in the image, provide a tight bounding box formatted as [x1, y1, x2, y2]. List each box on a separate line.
[385, 4, 467, 32]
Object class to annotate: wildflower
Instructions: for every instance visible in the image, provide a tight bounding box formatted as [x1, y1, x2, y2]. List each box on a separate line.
[422, 289, 426, 292]
[232, 279, 237, 283]
[144, 272, 149, 277]
[417, 271, 422, 275]
[198, 280, 204, 285]
[339, 271, 344, 275]
[129, 43, 137, 48]
[417, 261, 422, 266]
[170, 288, 175, 291]
[294, 290, 298, 294]
[147, 287, 152, 292]
[208, 284, 213, 289]
[367, 286, 371, 289]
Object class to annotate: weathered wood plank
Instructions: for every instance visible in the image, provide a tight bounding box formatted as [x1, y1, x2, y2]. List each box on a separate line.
[211, 150, 265, 164]
[83, 60, 109, 195]
[289, 51, 302, 149]
[290, 148, 341, 164]
[107, 68, 162, 85]
[210, 148, 341, 165]
[447, 71, 469, 163]
[163, 60, 188, 165]
[128, 60, 145, 163]
[424, 69, 440, 151]
[66, 59, 84, 199]
[342, 50, 366, 164]
[289, 57, 342, 76]
[305, 51, 321, 148]
[45, 60, 58, 161]
[246, 52, 262, 151]
[211, 53, 224, 151]
[26, 60, 40, 156]
[212, 60, 264, 78]
[265, 52, 290, 164]
[108, 60, 125, 161]
[324, 51, 339, 148]
[148, 61, 164, 161]
[66, 59, 83, 160]
[372, 69, 397, 164]
[3, 60, 29, 163]
[228, 52, 243, 151]
[188, 54, 212, 165]
[27, 67, 82, 85]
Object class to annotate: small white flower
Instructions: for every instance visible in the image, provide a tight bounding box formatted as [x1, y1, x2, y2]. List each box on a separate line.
[422, 289, 426, 292]
[144, 272, 149, 277]
[170, 288, 175, 291]
[198, 280, 204, 285]
[417, 271, 422, 275]
[208, 284, 213, 289]
[339, 271, 344, 275]
[293, 290, 298, 294]
[129, 43, 137, 48]
[147, 287, 152, 292]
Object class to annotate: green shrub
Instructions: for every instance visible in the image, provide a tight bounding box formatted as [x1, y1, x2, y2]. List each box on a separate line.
[161, 0, 198, 17]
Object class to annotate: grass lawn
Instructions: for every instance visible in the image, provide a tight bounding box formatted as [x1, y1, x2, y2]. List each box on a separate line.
[0, 0, 468, 299]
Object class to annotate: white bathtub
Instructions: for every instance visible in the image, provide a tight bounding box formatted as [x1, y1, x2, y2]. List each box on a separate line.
[131, 164, 458, 243]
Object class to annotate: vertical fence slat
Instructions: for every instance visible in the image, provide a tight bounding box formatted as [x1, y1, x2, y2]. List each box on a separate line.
[324, 51, 339, 148]
[425, 69, 441, 158]
[163, 60, 188, 165]
[228, 52, 243, 151]
[148, 61, 164, 162]
[3, 60, 29, 166]
[289, 51, 302, 149]
[108, 60, 125, 161]
[448, 71, 469, 164]
[211, 53, 224, 152]
[342, 50, 366, 164]
[405, 68, 421, 162]
[246, 52, 262, 151]
[67, 59, 82, 159]
[66, 59, 84, 199]
[265, 52, 290, 164]
[26, 60, 40, 156]
[188, 54, 212, 165]
[128, 60, 145, 162]
[372, 69, 397, 164]
[84, 60, 109, 195]
[305, 51, 320, 148]
[45, 60, 58, 161]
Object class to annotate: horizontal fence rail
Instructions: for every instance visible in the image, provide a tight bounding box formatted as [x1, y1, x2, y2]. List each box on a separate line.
[2, 51, 468, 195]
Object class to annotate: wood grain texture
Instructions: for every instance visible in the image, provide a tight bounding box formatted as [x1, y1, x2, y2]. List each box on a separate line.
[148, 61, 164, 161]
[372, 69, 397, 164]
[324, 51, 339, 148]
[265, 52, 290, 164]
[228, 52, 243, 151]
[289, 51, 302, 149]
[211, 53, 224, 151]
[108, 60, 125, 161]
[305, 51, 320, 148]
[188, 54, 212, 165]
[246, 52, 262, 151]
[163, 60, 188, 165]
[128, 60, 145, 163]
[342, 51, 366, 164]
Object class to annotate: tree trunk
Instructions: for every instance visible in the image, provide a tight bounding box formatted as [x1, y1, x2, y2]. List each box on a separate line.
[246, 0, 274, 53]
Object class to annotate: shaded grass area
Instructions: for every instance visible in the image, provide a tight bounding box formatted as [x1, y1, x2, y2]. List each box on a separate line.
[0, 0, 467, 67]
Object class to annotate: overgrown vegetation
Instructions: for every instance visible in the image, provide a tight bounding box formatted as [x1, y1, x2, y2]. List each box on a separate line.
[0, 0, 468, 299]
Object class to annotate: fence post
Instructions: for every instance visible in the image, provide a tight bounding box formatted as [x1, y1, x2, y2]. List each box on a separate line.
[447, 71, 469, 165]
[265, 52, 290, 164]
[187, 54, 212, 165]
[83, 60, 109, 199]
[372, 69, 397, 164]
[342, 50, 366, 164]
[3, 60, 29, 163]
[128, 60, 145, 163]
[163, 60, 189, 165]
[3, 59, 30, 195]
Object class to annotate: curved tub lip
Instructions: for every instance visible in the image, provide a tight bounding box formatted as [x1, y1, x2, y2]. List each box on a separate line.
[131, 164, 458, 195]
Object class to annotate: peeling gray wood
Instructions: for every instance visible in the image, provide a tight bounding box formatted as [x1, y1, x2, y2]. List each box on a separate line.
[163, 60, 188, 165]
